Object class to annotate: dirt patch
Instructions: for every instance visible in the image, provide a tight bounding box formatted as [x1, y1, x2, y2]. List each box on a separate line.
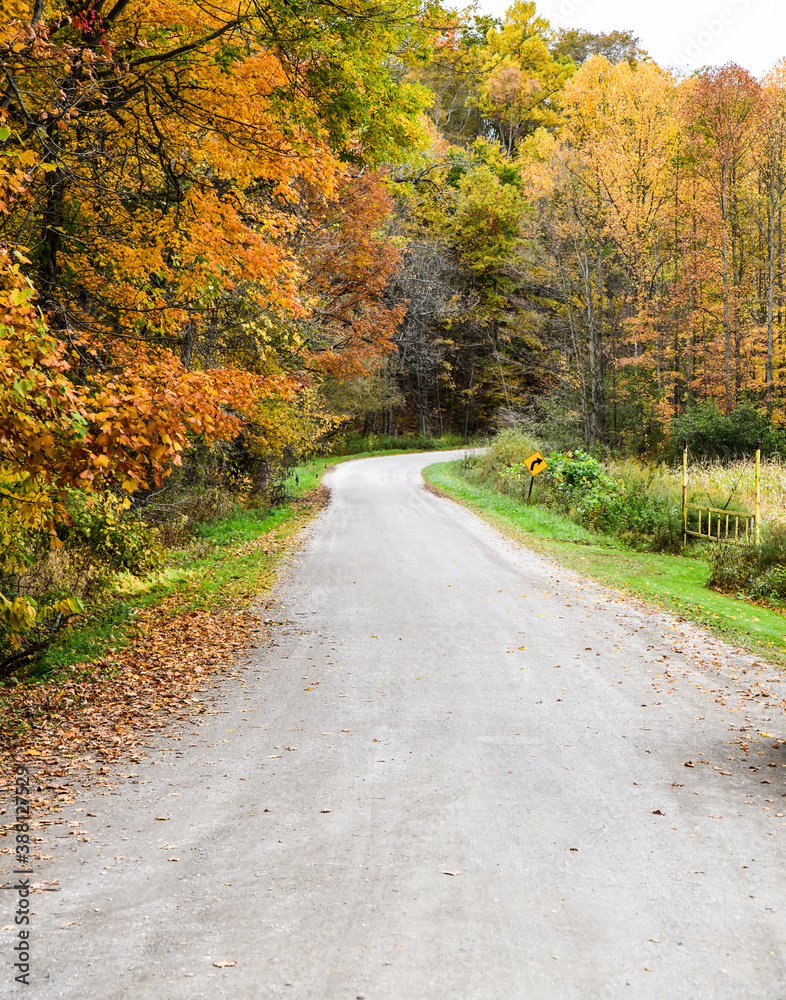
[422, 480, 451, 500]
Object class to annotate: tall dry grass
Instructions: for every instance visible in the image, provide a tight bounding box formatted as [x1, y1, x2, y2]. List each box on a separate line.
[681, 458, 786, 524]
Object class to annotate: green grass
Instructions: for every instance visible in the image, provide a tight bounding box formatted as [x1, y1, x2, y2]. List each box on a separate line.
[424, 460, 786, 665]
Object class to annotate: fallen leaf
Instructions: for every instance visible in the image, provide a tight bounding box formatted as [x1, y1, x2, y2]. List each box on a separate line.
[342, 728, 350, 732]
[212, 960, 236, 968]
[168, 857, 180, 862]
[652, 809, 664, 815]
[709, 814, 723, 819]
[267, 754, 281, 759]
[320, 808, 331, 813]
[442, 870, 460, 876]
[154, 816, 169, 821]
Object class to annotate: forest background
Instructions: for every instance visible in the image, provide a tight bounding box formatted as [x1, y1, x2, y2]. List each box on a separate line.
[3, 0, 786, 669]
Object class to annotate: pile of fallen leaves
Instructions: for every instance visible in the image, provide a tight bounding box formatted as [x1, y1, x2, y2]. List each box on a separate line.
[0, 602, 266, 774]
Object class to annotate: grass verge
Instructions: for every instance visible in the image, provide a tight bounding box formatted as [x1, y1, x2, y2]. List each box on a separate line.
[424, 460, 786, 666]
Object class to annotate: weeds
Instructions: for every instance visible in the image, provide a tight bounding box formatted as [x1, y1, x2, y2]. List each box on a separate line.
[708, 523, 786, 602]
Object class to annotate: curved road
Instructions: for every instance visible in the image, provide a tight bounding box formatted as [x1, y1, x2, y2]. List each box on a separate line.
[14, 450, 786, 998]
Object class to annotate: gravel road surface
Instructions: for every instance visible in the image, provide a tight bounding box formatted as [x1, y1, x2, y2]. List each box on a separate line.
[6, 450, 786, 999]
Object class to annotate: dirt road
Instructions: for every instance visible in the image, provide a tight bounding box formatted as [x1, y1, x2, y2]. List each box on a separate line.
[8, 451, 786, 998]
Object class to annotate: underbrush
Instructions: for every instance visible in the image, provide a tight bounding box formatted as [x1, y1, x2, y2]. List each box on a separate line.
[336, 431, 478, 454]
[464, 430, 688, 552]
[462, 429, 786, 604]
[0, 443, 311, 679]
[708, 525, 786, 602]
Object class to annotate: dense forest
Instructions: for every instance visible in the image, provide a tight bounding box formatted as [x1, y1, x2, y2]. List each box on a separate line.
[2, 0, 786, 653]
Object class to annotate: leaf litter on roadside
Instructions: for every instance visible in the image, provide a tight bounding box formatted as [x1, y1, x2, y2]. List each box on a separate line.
[0, 599, 272, 827]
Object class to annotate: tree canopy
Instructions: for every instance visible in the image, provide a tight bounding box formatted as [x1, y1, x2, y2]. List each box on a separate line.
[4, 0, 786, 651]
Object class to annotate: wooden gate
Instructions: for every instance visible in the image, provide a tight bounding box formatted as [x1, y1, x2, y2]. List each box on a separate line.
[682, 443, 760, 548]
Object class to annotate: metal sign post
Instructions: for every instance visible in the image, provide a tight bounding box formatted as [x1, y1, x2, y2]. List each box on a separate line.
[755, 440, 761, 546]
[524, 452, 547, 504]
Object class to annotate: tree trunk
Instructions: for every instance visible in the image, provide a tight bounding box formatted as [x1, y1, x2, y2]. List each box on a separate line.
[720, 162, 733, 412]
[767, 175, 776, 402]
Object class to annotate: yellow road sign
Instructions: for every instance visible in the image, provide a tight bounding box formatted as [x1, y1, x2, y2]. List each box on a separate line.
[524, 452, 547, 476]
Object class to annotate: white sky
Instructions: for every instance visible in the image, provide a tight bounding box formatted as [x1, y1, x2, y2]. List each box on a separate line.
[474, 0, 786, 79]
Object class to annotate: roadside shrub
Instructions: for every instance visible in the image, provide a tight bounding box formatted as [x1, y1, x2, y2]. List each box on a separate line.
[752, 565, 786, 601]
[464, 429, 547, 493]
[707, 545, 758, 596]
[708, 523, 786, 601]
[537, 451, 684, 551]
[542, 450, 619, 529]
[142, 484, 242, 548]
[61, 491, 162, 579]
[15, 490, 163, 608]
[1, 488, 163, 668]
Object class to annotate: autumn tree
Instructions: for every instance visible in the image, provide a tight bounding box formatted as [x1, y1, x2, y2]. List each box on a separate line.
[481, 1, 574, 149]
[0, 0, 440, 652]
[550, 28, 647, 67]
[756, 60, 786, 411]
[681, 64, 764, 411]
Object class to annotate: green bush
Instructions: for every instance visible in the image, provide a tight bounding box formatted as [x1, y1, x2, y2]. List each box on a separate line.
[463, 429, 547, 494]
[61, 491, 162, 579]
[1, 489, 163, 668]
[671, 401, 785, 460]
[708, 523, 786, 602]
[463, 436, 686, 551]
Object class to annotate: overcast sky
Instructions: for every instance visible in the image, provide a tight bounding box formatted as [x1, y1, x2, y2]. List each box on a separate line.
[474, 0, 786, 79]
